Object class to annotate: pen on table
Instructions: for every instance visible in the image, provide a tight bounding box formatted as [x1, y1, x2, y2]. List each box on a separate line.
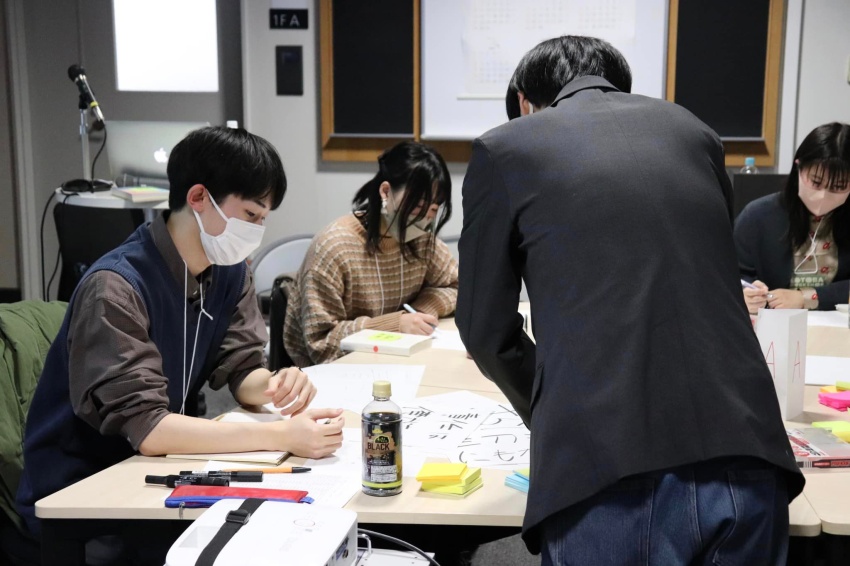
[221, 466, 312, 474]
[178, 470, 263, 482]
[144, 474, 229, 487]
[402, 303, 437, 329]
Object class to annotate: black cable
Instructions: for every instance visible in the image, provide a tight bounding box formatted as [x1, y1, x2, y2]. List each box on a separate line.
[38, 192, 55, 300]
[357, 528, 441, 566]
[45, 197, 67, 302]
[90, 124, 107, 181]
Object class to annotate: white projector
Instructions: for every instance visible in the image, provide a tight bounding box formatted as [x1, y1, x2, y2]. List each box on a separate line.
[166, 499, 357, 566]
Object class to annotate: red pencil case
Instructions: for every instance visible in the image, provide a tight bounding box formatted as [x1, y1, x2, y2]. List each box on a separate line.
[164, 485, 311, 508]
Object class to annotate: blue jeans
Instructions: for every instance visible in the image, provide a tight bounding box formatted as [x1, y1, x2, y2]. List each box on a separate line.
[540, 457, 789, 566]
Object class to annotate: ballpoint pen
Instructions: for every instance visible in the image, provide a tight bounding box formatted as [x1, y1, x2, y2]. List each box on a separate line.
[740, 279, 758, 290]
[178, 470, 263, 482]
[221, 467, 312, 473]
[145, 474, 229, 487]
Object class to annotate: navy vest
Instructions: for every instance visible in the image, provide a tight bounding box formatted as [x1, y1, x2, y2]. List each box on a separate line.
[16, 224, 245, 535]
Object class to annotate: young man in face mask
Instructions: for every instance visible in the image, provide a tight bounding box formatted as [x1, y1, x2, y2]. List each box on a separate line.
[17, 127, 344, 546]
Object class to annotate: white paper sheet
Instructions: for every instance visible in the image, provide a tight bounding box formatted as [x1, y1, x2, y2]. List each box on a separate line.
[301, 364, 424, 413]
[807, 311, 849, 328]
[430, 330, 468, 352]
[805, 356, 850, 386]
[401, 391, 499, 451]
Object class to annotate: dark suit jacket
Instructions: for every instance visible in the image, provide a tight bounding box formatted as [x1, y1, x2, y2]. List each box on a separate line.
[735, 192, 850, 309]
[457, 76, 804, 552]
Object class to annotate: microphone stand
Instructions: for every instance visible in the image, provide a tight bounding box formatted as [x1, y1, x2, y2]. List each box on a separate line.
[78, 93, 92, 180]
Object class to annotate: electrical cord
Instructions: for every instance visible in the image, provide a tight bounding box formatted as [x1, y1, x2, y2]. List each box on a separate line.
[38, 192, 55, 300]
[357, 528, 441, 566]
[90, 125, 107, 181]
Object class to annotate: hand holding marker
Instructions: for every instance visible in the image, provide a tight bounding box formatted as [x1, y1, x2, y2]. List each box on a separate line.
[402, 303, 439, 335]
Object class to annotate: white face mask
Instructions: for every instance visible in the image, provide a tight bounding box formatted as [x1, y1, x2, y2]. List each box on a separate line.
[798, 170, 849, 216]
[383, 192, 434, 243]
[193, 192, 265, 265]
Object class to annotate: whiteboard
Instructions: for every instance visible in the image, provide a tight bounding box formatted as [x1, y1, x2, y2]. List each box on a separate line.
[421, 0, 668, 140]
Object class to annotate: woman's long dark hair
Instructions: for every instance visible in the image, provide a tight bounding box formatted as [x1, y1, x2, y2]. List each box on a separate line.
[782, 122, 850, 250]
[352, 141, 452, 259]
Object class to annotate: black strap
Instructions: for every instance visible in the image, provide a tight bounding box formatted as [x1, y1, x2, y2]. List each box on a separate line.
[195, 498, 265, 566]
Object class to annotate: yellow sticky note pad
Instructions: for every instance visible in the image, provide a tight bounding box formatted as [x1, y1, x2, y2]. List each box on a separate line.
[421, 477, 484, 496]
[821, 385, 839, 393]
[416, 463, 467, 484]
[812, 421, 850, 442]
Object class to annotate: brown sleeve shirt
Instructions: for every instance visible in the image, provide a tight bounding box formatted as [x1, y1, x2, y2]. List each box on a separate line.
[67, 214, 268, 451]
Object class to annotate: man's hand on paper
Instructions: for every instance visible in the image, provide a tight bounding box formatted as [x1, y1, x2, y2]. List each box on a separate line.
[274, 408, 345, 458]
[264, 366, 316, 416]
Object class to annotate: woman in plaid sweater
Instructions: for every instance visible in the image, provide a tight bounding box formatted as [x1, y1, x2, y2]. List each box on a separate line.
[284, 141, 458, 366]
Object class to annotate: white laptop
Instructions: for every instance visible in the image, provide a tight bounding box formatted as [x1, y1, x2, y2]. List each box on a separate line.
[106, 120, 209, 185]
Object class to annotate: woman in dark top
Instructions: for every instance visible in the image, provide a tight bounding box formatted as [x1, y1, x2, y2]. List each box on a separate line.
[735, 122, 850, 313]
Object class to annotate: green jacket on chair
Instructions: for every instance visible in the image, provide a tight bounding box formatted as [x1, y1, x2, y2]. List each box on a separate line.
[0, 300, 67, 531]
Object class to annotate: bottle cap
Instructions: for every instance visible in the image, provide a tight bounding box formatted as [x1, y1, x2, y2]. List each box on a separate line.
[745, 157, 755, 166]
[372, 380, 392, 397]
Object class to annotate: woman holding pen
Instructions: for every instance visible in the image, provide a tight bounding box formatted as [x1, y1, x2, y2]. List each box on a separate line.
[283, 141, 458, 365]
[735, 122, 850, 313]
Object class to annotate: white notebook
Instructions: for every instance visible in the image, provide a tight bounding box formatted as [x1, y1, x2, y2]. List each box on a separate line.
[164, 450, 289, 466]
[340, 329, 432, 356]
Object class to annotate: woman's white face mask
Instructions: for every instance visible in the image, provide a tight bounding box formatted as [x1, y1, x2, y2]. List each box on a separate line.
[383, 191, 435, 243]
[798, 170, 850, 217]
[193, 192, 265, 265]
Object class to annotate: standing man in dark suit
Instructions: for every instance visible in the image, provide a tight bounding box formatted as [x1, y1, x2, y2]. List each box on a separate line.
[457, 36, 803, 565]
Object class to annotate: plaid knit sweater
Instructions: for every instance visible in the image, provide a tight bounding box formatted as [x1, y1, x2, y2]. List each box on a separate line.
[284, 213, 458, 366]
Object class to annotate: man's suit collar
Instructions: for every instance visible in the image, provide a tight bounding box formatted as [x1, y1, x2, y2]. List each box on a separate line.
[550, 76, 620, 107]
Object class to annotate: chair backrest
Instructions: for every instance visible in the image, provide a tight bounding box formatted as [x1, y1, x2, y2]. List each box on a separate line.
[53, 203, 145, 301]
[268, 274, 295, 371]
[732, 173, 787, 218]
[251, 235, 313, 297]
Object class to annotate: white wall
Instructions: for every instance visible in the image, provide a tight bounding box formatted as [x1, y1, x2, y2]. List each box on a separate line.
[795, 0, 850, 148]
[240, 1, 466, 251]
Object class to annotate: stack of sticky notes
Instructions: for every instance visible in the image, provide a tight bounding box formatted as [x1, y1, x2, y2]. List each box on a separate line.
[818, 390, 850, 411]
[416, 463, 483, 497]
[504, 468, 530, 494]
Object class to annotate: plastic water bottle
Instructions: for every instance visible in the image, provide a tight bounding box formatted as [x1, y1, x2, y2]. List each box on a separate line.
[740, 157, 759, 174]
[361, 380, 402, 496]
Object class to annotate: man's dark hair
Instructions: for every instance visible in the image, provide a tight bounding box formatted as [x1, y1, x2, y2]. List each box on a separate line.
[506, 35, 633, 120]
[167, 126, 287, 211]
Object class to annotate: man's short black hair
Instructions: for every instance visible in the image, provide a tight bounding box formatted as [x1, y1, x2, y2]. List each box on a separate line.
[167, 126, 287, 210]
[506, 35, 633, 120]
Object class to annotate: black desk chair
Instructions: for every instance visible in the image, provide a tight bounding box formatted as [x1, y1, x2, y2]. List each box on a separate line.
[732, 173, 788, 218]
[268, 273, 296, 371]
[53, 203, 145, 301]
